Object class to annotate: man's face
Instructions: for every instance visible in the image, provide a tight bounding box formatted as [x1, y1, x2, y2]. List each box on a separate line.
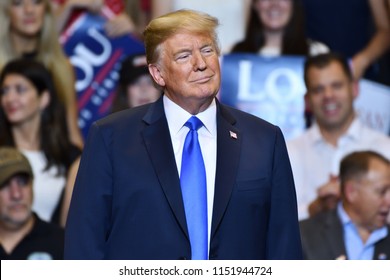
[0, 174, 33, 229]
[149, 31, 221, 114]
[306, 61, 357, 132]
[350, 159, 390, 231]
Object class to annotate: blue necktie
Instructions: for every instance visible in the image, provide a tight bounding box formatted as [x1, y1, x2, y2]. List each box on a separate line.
[180, 116, 208, 260]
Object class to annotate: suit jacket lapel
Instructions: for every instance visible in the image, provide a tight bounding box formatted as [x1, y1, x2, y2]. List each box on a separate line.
[211, 102, 241, 238]
[141, 97, 188, 238]
[373, 225, 390, 260]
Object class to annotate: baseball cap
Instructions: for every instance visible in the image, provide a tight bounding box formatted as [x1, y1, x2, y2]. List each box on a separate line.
[0, 147, 33, 186]
[119, 53, 150, 85]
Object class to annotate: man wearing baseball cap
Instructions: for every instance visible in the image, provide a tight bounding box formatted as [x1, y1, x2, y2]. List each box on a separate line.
[0, 147, 64, 260]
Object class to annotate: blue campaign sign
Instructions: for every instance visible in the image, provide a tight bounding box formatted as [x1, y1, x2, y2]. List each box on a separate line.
[219, 54, 306, 140]
[62, 13, 145, 139]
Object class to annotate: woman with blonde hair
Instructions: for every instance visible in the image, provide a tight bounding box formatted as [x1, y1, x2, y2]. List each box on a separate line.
[0, 0, 83, 148]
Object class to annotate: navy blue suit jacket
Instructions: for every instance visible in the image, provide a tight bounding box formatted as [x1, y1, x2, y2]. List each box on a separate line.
[64, 97, 302, 259]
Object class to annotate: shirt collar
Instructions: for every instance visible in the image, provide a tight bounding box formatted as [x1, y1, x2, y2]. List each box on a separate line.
[338, 202, 353, 226]
[337, 202, 388, 241]
[163, 95, 217, 136]
[308, 117, 362, 146]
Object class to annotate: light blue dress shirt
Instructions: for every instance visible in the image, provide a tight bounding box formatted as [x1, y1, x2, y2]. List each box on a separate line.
[338, 203, 388, 260]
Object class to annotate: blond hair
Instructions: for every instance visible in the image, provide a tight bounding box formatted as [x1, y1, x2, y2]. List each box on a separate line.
[0, 0, 75, 108]
[143, 9, 220, 64]
[0, 0, 82, 147]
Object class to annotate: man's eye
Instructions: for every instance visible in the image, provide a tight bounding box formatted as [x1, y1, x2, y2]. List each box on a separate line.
[310, 87, 323, 95]
[177, 54, 189, 60]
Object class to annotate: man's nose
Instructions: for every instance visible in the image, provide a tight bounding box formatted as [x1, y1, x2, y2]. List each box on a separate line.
[192, 52, 207, 71]
[323, 87, 335, 99]
[9, 182, 24, 200]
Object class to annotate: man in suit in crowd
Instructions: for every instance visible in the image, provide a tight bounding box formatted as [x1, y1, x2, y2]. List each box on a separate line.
[300, 151, 390, 260]
[64, 9, 302, 260]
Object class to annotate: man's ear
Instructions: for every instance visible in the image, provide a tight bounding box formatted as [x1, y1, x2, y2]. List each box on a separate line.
[351, 80, 359, 100]
[344, 180, 358, 203]
[148, 64, 166, 87]
[39, 90, 50, 110]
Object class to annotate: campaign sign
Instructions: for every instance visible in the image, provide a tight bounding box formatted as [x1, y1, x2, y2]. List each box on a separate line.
[62, 13, 145, 139]
[355, 79, 390, 134]
[219, 54, 306, 140]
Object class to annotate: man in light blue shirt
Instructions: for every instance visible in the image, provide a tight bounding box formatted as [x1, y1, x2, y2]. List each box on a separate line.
[300, 151, 390, 260]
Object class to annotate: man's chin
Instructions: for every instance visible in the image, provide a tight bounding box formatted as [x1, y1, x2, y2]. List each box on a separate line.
[1, 212, 33, 230]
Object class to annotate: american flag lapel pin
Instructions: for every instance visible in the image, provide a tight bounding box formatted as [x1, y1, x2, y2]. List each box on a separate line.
[229, 131, 237, 139]
[378, 253, 387, 260]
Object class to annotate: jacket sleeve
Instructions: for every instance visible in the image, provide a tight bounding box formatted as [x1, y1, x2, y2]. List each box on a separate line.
[266, 127, 303, 259]
[64, 122, 113, 259]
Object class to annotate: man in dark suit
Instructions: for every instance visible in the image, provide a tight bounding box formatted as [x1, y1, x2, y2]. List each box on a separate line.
[300, 151, 390, 260]
[64, 9, 302, 260]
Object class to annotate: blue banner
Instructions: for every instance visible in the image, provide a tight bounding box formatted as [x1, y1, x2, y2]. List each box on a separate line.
[219, 54, 307, 140]
[62, 13, 145, 139]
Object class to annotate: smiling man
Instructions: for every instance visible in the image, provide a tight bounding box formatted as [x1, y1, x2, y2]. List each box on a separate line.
[287, 52, 390, 220]
[65, 9, 302, 260]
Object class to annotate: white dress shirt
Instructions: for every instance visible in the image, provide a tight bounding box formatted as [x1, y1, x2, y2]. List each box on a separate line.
[163, 95, 217, 246]
[287, 117, 390, 220]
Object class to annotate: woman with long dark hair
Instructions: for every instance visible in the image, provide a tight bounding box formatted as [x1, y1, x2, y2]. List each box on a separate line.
[232, 0, 328, 56]
[0, 58, 81, 227]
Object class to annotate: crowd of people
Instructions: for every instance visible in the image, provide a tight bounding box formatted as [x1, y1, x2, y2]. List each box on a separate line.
[0, 0, 390, 260]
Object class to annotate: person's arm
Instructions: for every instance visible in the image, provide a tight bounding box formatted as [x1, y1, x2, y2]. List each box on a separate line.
[351, 0, 390, 80]
[243, 0, 252, 28]
[65, 94, 84, 149]
[62, 61, 84, 148]
[60, 156, 81, 227]
[51, 0, 103, 33]
[308, 175, 340, 217]
[104, 11, 137, 37]
[151, 0, 173, 18]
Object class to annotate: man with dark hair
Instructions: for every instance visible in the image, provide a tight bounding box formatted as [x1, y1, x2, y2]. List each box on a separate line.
[0, 147, 64, 260]
[300, 151, 390, 260]
[288, 52, 390, 220]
